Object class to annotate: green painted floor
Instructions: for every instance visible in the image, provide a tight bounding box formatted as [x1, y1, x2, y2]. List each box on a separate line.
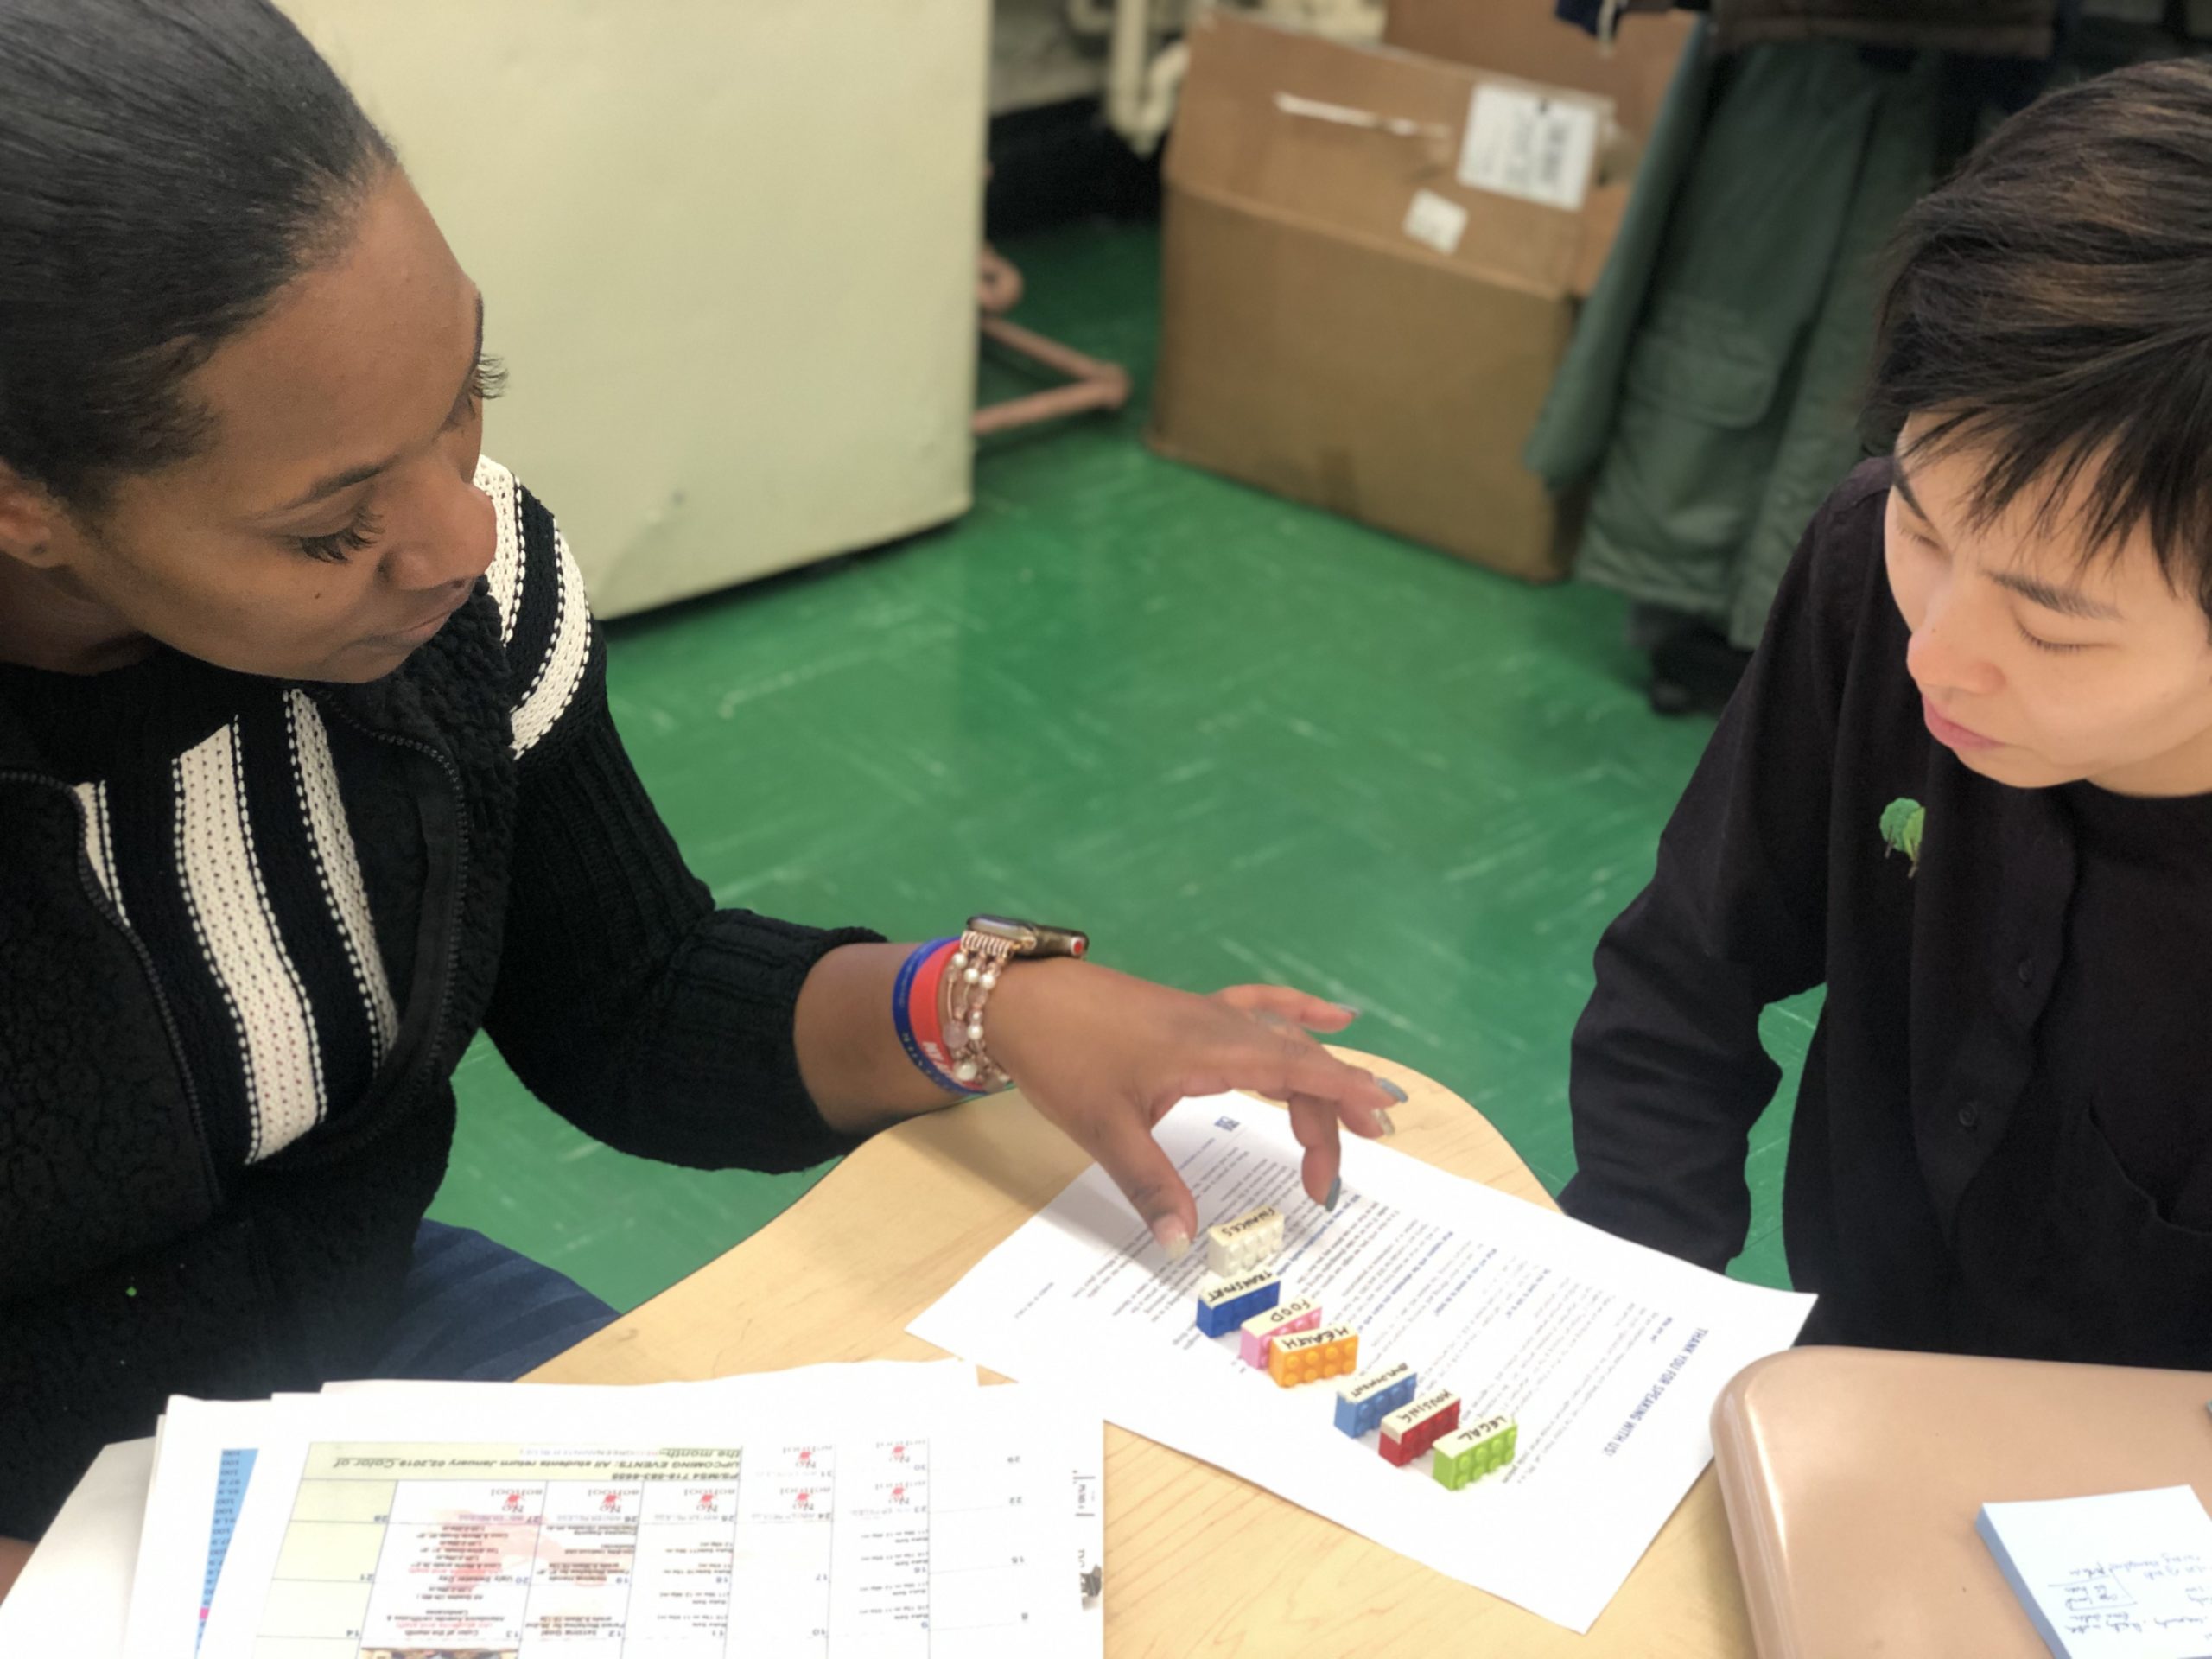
[428, 220, 1814, 1312]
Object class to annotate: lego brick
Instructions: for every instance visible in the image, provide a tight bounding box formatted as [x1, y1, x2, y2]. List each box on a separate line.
[1378, 1389, 1461, 1466]
[1238, 1295, 1321, 1368]
[1333, 1360, 1419, 1437]
[1205, 1204, 1287, 1275]
[1193, 1269, 1281, 1338]
[1430, 1414, 1518, 1491]
[1268, 1324, 1359, 1387]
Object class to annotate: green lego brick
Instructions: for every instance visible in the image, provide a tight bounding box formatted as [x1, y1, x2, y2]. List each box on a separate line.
[1432, 1414, 1519, 1491]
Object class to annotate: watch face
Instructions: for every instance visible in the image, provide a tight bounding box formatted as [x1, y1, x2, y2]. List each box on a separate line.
[966, 916, 1089, 958]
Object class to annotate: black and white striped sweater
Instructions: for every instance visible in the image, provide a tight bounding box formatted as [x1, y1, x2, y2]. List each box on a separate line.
[0, 460, 878, 1537]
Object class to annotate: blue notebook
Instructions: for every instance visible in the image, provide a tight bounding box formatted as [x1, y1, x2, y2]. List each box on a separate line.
[1978, 1486, 2212, 1659]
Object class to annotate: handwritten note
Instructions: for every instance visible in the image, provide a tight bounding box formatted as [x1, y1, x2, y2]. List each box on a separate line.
[1979, 1486, 2212, 1659]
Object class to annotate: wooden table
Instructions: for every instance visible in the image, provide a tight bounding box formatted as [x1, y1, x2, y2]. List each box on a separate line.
[531, 1049, 1755, 1656]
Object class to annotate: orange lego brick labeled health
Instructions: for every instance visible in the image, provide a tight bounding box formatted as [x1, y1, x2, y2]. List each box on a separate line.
[1267, 1323, 1359, 1387]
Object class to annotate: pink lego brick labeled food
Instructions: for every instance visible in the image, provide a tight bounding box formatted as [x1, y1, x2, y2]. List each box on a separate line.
[1237, 1296, 1321, 1368]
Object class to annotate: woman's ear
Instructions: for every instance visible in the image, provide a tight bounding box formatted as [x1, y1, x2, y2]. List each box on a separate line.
[0, 461, 66, 568]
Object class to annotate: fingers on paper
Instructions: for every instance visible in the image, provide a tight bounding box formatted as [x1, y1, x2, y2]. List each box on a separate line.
[1287, 1092, 1347, 1206]
[1236, 1033, 1395, 1139]
[1084, 1107, 1198, 1244]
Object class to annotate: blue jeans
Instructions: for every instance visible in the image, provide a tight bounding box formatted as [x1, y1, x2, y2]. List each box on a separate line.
[368, 1220, 620, 1382]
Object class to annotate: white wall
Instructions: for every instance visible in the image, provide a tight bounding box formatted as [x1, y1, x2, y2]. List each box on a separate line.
[284, 1, 990, 616]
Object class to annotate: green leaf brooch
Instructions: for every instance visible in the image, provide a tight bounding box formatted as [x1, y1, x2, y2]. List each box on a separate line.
[1880, 798, 1926, 876]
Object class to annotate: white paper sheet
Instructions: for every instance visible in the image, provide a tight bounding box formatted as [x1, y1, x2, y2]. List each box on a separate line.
[318, 1365, 1111, 1649]
[908, 1092, 1815, 1633]
[315, 1358, 979, 1403]
[0, 1437, 156, 1658]
[130, 1363, 980, 1659]
[197, 1380, 1100, 1659]
[125, 1395, 318, 1659]
[1979, 1486, 2212, 1659]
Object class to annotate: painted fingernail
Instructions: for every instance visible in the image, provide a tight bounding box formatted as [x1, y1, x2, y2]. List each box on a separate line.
[1152, 1216, 1192, 1261]
[1376, 1078, 1409, 1104]
[1374, 1108, 1397, 1138]
[1324, 1175, 1342, 1212]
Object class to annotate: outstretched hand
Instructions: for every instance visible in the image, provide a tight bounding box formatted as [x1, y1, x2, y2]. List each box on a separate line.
[985, 960, 1403, 1257]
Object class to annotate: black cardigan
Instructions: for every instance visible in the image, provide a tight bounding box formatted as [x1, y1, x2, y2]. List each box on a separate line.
[0, 469, 878, 1536]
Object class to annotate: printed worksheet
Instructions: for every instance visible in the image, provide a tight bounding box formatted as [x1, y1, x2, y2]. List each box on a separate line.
[910, 1092, 1814, 1633]
[191, 1380, 1099, 1659]
[247, 1436, 1052, 1657]
[132, 1366, 987, 1659]
[129, 1396, 318, 1659]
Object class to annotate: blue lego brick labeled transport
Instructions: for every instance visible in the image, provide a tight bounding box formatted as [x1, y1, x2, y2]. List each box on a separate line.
[1193, 1270, 1281, 1338]
[1333, 1360, 1419, 1438]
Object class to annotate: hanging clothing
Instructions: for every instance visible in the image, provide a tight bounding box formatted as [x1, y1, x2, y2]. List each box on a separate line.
[1708, 0, 2059, 56]
[1554, 0, 1685, 36]
[1556, 0, 2060, 56]
[1527, 32, 1942, 649]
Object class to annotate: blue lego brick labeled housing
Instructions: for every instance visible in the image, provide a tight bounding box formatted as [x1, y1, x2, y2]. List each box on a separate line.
[1334, 1360, 1420, 1438]
[1193, 1270, 1281, 1337]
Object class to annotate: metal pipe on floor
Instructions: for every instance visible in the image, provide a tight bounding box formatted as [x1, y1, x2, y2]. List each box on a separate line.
[972, 315, 1132, 437]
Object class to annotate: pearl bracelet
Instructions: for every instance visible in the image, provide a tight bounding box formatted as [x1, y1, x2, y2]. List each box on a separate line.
[943, 939, 1014, 1091]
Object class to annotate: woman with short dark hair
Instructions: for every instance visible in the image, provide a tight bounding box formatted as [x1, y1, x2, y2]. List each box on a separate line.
[1567, 60, 2212, 1369]
[0, 0, 1402, 1587]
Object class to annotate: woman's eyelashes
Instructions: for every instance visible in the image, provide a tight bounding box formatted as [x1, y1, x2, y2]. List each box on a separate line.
[454, 352, 506, 424]
[289, 355, 502, 563]
[292, 506, 384, 564]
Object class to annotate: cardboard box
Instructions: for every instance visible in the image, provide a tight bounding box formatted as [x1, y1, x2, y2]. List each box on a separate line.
[1385, 1, 1695, 138]
[1148, 8, 1693, 582]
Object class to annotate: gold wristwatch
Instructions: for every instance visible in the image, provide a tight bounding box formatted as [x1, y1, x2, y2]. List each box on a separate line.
[944, 915, 1089, 1089]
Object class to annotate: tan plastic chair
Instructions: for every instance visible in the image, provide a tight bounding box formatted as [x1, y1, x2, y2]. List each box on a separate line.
[1712, 1345, 2212, 1657]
